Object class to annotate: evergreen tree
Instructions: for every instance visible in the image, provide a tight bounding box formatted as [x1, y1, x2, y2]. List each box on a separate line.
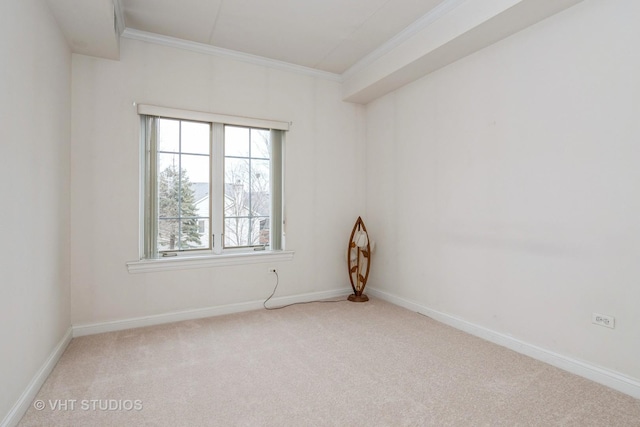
[158, 163, 201, 250]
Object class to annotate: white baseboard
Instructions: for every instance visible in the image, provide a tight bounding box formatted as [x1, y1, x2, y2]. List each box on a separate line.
[368, 287, 640, 400]
[73, 287, 352, 337]
[1, 327, 73, 427]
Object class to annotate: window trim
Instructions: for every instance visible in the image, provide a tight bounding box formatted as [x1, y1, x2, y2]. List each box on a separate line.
[137, 104, 290, 131]
[134, 104, 290, 268]
[126, 250, 294, 274]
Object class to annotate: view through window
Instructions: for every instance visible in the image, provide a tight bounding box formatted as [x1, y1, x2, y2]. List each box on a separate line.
[141, 110, 284, 259]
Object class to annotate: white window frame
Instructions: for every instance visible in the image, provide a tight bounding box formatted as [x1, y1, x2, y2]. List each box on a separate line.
[127, 104, 293, 273]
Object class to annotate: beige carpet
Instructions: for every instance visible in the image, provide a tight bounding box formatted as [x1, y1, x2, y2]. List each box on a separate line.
[19, 298, 640, 426]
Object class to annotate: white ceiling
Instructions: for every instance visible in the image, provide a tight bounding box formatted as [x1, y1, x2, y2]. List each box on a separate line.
[120, 0, 446, 74]
[45, 0, 584, 102]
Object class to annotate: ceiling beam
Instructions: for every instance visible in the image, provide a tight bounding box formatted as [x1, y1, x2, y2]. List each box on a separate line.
[46, 0, 120, 60]
[342, 0, 584, 104]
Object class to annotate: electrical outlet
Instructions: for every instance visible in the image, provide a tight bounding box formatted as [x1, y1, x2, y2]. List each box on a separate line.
[268, 267, 277, 274]
[592, 313, 615, 329]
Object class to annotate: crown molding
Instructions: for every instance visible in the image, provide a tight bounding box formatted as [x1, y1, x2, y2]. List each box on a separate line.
[119, 0, 466, 84]
[121, 28, 343, 82]
[342, 0, 467, 80]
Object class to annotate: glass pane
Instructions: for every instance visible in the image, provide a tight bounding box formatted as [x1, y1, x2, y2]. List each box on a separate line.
[253, 217, 270, 246]
[180, 154, 209, 217]
[158, 219, 179, 251]
[225, 158, 250, 214]
[251, 159, 270, 215]
[157, 155, 180, 220]
[198, 218, 210, 248]
[180, 219, 207, 249]
[157, 118, 180, 153]
[151, 116, 216, 255]
[158, 153, 179, 178]
[191, 183, 210, 218]
[225, 217, 250, 247]
[181, 154, 209, 202]
[251, 129, 270, 159]
[225, 126, 249, 157]
[181, 154, 209, 183]
[181, 121, 210, 155]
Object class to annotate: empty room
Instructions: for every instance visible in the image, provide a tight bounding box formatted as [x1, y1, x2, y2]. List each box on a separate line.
[2, 0, 640, 425]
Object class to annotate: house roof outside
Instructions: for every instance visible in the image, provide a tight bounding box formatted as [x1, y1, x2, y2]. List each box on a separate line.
[192, 182, 209, 204]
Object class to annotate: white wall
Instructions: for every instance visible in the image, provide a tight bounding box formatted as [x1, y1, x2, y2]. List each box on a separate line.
[366, 0, 640, 382]
[70, 38, 365, 325]
[0, 0, 71, 421]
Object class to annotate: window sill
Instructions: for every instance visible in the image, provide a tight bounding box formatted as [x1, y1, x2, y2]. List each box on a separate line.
[126, 250, 294, 274]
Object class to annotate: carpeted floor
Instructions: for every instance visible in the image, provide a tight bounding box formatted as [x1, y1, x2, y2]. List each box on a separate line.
[19, 297, 640, 426]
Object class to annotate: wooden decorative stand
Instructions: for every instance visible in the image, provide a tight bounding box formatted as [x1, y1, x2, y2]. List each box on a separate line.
[347, 217, 371, 302]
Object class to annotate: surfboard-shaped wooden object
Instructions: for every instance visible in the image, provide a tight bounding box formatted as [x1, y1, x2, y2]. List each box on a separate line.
[347, 216, 371, 302]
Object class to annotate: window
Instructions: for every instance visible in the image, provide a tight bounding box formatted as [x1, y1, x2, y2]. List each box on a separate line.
[138, 105, 287, 260]
[155, 118, 211, 252]
[224, 125, 271, 248]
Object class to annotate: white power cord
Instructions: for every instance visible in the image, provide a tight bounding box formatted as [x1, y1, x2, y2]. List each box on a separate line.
[263, 271, 346, 310]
